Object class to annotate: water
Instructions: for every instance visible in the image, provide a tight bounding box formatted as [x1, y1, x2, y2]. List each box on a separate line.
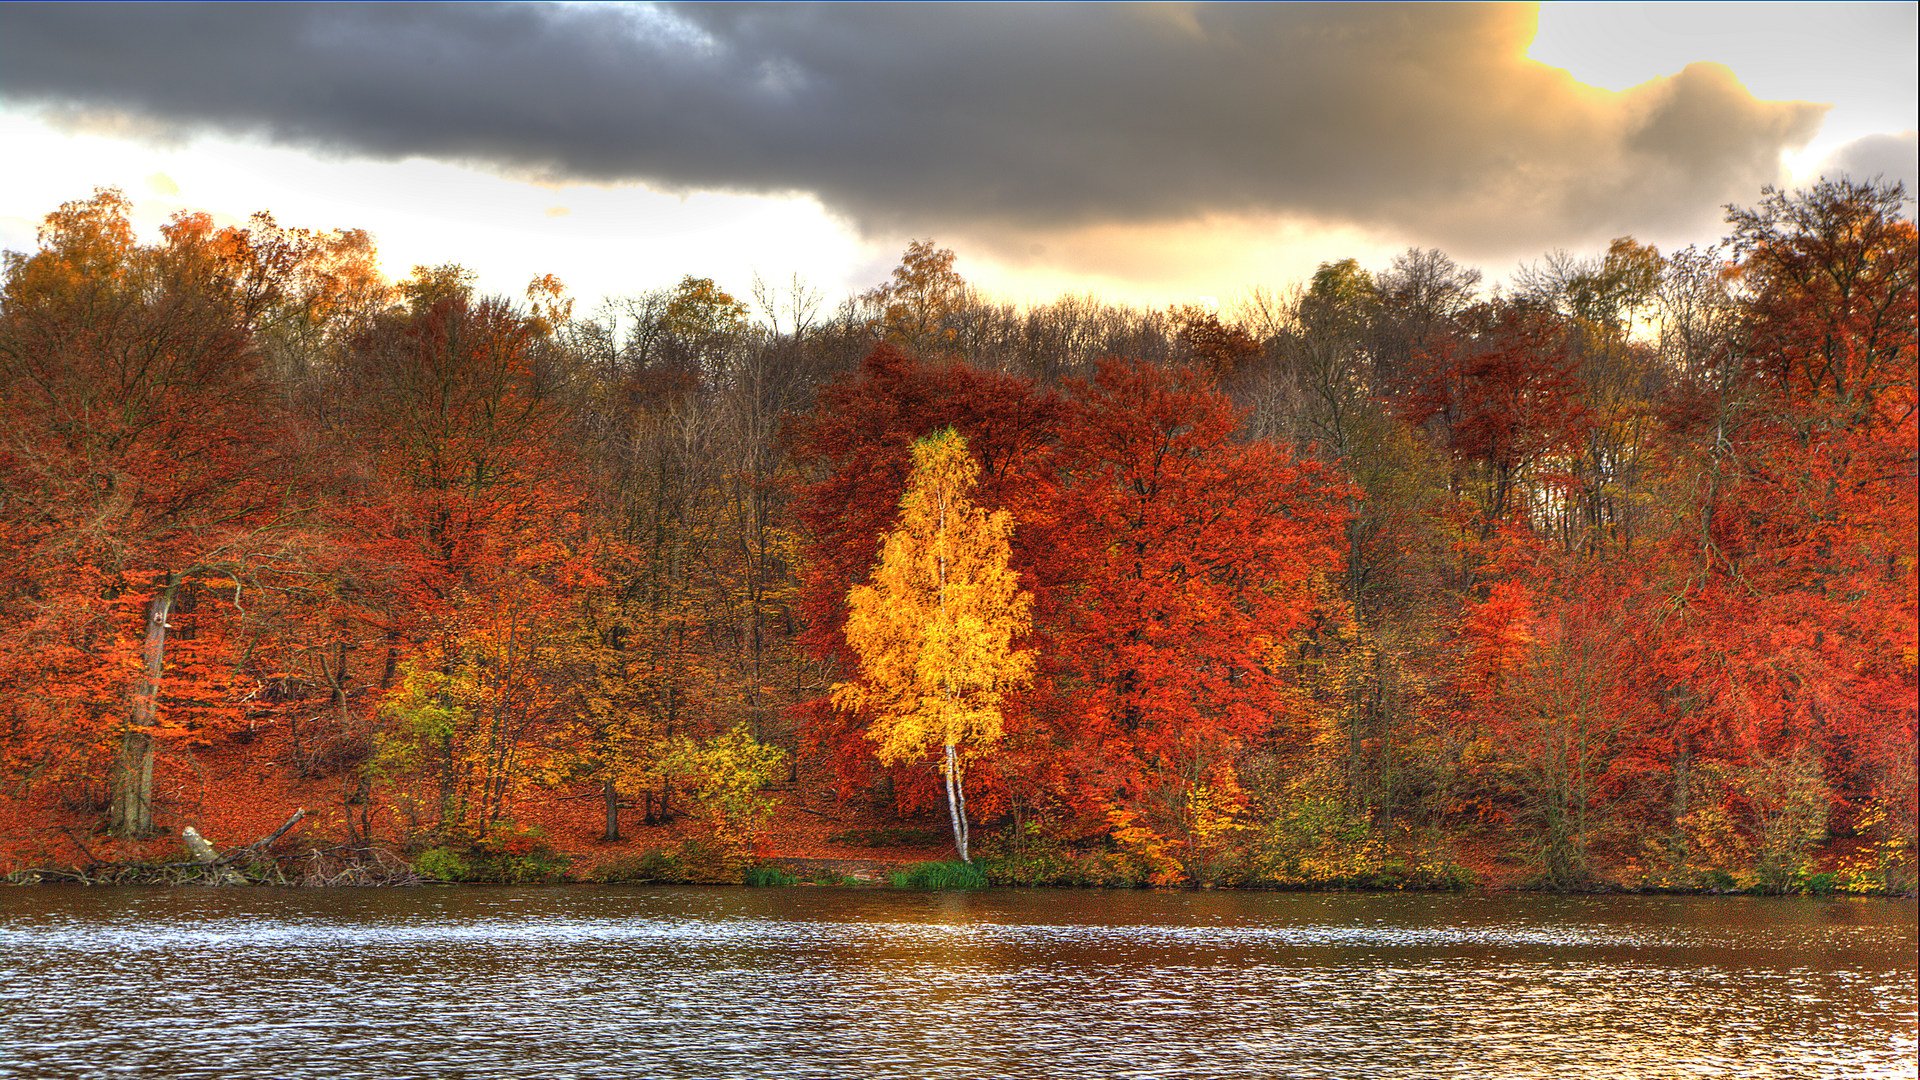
[1, 887, 1913, 1079]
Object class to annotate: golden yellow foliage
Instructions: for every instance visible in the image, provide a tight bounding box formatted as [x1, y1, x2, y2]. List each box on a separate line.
[832, 428, 1031, 860]
[835, 429, 1031, 763]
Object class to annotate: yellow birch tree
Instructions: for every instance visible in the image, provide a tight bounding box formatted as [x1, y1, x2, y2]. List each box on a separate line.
[833, 429, 1032, 862]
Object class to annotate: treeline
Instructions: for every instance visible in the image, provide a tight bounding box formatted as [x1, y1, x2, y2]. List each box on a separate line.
[0, 182, 1912, 892]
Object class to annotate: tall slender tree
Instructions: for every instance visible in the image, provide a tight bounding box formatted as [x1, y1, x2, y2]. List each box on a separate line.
[833, 429, 1033, 862]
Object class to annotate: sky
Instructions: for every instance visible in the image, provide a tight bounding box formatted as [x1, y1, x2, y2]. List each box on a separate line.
[1, 2, 1914, 314]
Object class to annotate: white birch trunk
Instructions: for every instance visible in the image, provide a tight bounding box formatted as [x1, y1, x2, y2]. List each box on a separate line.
[944, 742, 969, 863]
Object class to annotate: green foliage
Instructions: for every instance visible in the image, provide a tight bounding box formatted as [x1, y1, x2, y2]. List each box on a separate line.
[370, 663, 472, 777]
[466, 848, 571, 885]
[889, 859, 989, 890]
[368, 659, 515, 839]
[1249, 791, 1375, 885]
[968, 823, 1115, 886]
[411, 846, 471, 882]
[1746, 752, 1831, 895]
[744, 864, 799, 887]
[1700, 868, 1739, 893]
[1796, 870, 1839, 896]
[470, 823, 571, 882]
[410, 824, 572, 884]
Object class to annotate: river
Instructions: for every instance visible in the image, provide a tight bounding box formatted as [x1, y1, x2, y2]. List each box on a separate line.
[1, 887, 1913, 1079]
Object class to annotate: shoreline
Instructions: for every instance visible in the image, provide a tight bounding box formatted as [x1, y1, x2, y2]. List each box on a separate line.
[7, 862, 1914, 899]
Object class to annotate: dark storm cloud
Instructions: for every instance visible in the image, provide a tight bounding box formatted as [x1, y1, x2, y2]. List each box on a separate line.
[0, 2, 1823, 253]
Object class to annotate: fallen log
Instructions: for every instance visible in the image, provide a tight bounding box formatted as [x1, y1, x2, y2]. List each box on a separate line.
[220, 808, 307, 863]
[162, 810, 308, 885]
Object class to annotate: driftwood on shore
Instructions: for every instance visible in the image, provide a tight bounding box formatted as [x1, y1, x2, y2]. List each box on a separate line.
[220, 808, 309, 863]
[170, 809, 308, 879]
[1, 808, 418, 887]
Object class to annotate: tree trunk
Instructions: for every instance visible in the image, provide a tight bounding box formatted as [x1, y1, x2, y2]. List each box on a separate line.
[603, 777, 621, 842]
[944, 742, 969, 863]
[107, 729, 155, 839]
[438, 732, 457, 833]
[109, 574, 179, 838]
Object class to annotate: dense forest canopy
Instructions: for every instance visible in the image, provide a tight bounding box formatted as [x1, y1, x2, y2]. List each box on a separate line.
[0, 180, 1912, 893]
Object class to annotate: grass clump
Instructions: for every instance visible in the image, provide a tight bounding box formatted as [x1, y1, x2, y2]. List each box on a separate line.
[889, 859, 989, 890]
[744, 865, 800, 887]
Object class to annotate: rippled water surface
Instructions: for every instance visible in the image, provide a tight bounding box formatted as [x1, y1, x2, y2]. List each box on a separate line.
[1, 887, 1913, 1079]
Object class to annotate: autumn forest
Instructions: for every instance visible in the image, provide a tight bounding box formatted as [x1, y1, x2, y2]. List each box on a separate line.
[0, 180, 1913, 894]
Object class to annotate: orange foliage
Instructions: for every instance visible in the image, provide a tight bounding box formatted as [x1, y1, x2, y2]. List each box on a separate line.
[0, 181, 1910, 893]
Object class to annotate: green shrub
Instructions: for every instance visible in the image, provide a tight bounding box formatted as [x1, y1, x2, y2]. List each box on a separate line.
[468, 827, 570, 883]
[412, 846, 471, 882]
[413, 826, 572, 884]
[744, 865, 799, 887]
[1797, 870, 1839, 896]
[1407, 858, 1478, 891]
[889, 860, 989, 890]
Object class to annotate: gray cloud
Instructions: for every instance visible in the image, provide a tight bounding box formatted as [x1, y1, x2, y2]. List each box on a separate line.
[1820, 131, 1919, 199]
[0, 3, 1824, 255]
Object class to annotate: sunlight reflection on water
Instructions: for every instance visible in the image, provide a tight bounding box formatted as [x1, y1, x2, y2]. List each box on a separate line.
[1, 888, 1913, 1080]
